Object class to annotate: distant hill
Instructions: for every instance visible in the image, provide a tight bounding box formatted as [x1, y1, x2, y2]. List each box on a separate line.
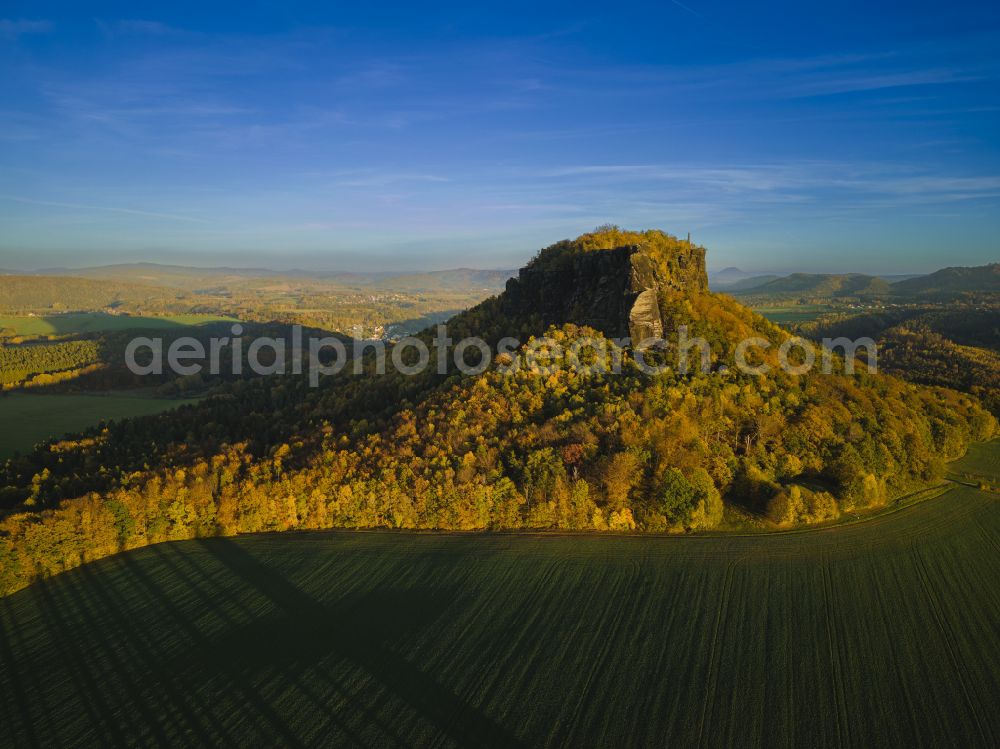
[890, 263, 1000, 296]
[718, 270, 927, 297]
[709, 268, 796, 289]
[709, 267, 753, 287]
[722, 274, 783, 291]
[731, 273, 892, 299]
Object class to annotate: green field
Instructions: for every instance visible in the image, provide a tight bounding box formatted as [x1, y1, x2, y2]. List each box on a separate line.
[0, 393, 199, 459]
[948, 439, 1000, 485]
[2, 478, 999, 746]
[0, 312, 236, 337]
[753, 305, 834, 326]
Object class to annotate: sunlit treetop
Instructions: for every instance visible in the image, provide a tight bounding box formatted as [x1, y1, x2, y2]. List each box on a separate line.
[527, 226, 704, 273]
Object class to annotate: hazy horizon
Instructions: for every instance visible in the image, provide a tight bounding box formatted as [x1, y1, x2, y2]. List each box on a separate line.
[0, 251, 966, 278]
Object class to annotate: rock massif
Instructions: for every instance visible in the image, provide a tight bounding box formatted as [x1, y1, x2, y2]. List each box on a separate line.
[500, 242, 707, 342]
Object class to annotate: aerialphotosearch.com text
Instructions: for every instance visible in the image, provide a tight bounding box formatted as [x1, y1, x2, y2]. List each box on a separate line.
[125, 323, 878, 387]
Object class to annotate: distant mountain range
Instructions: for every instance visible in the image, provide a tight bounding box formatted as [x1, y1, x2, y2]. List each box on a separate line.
[712, 264, 999, 299]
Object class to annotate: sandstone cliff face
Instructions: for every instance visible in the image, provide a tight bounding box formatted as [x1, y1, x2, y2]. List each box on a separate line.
[500, 243, 707, 342]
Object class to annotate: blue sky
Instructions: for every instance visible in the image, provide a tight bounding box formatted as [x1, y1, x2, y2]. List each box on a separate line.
[1, 1, 998, 273]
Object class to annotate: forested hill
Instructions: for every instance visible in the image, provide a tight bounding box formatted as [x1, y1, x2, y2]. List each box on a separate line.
[729, 273, 891, 299]
[890, 262, 1000, 296]
[0, 227, 993, 595]
[725, 263, 1000, 299]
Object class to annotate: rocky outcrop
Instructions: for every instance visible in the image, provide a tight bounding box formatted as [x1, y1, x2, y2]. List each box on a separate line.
[628, 289, 663, 342]
[500, 243, 707, 342]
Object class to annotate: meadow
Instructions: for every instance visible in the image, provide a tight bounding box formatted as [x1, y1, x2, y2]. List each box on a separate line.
[752, 304, 835, 326]
[1, 470, 999, 746]
[0, 393, 199, 459]
[0, 313, 236, 337]
[947, 439, 1000, 485]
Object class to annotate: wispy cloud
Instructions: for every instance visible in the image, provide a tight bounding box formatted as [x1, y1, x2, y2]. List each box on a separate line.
[777, 68, 985, 98]
[668, 0, 706, 21]
[0, 194, 211, 223]
[560, 52, 993, 102]
[330, 171, 452, 188]
[0, 18, 51, 38]
[335, 62, 410, 89]
[528, 162, 1000, 205]
[96, 19, 181, 36]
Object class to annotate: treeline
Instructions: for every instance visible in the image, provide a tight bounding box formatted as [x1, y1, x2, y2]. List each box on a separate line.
[0, 340, 101, 387]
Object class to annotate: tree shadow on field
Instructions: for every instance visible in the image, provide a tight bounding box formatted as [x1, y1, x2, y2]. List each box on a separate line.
[0, 535, 527, 747]
[186, 536, 525, 748]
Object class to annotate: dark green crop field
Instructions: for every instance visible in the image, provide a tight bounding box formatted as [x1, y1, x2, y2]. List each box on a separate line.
[2, 484, 1000, 747]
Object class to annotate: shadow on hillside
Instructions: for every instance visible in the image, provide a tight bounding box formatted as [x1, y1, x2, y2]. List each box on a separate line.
[387, 309, 466, 335]
[10, 313, 222, 337]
